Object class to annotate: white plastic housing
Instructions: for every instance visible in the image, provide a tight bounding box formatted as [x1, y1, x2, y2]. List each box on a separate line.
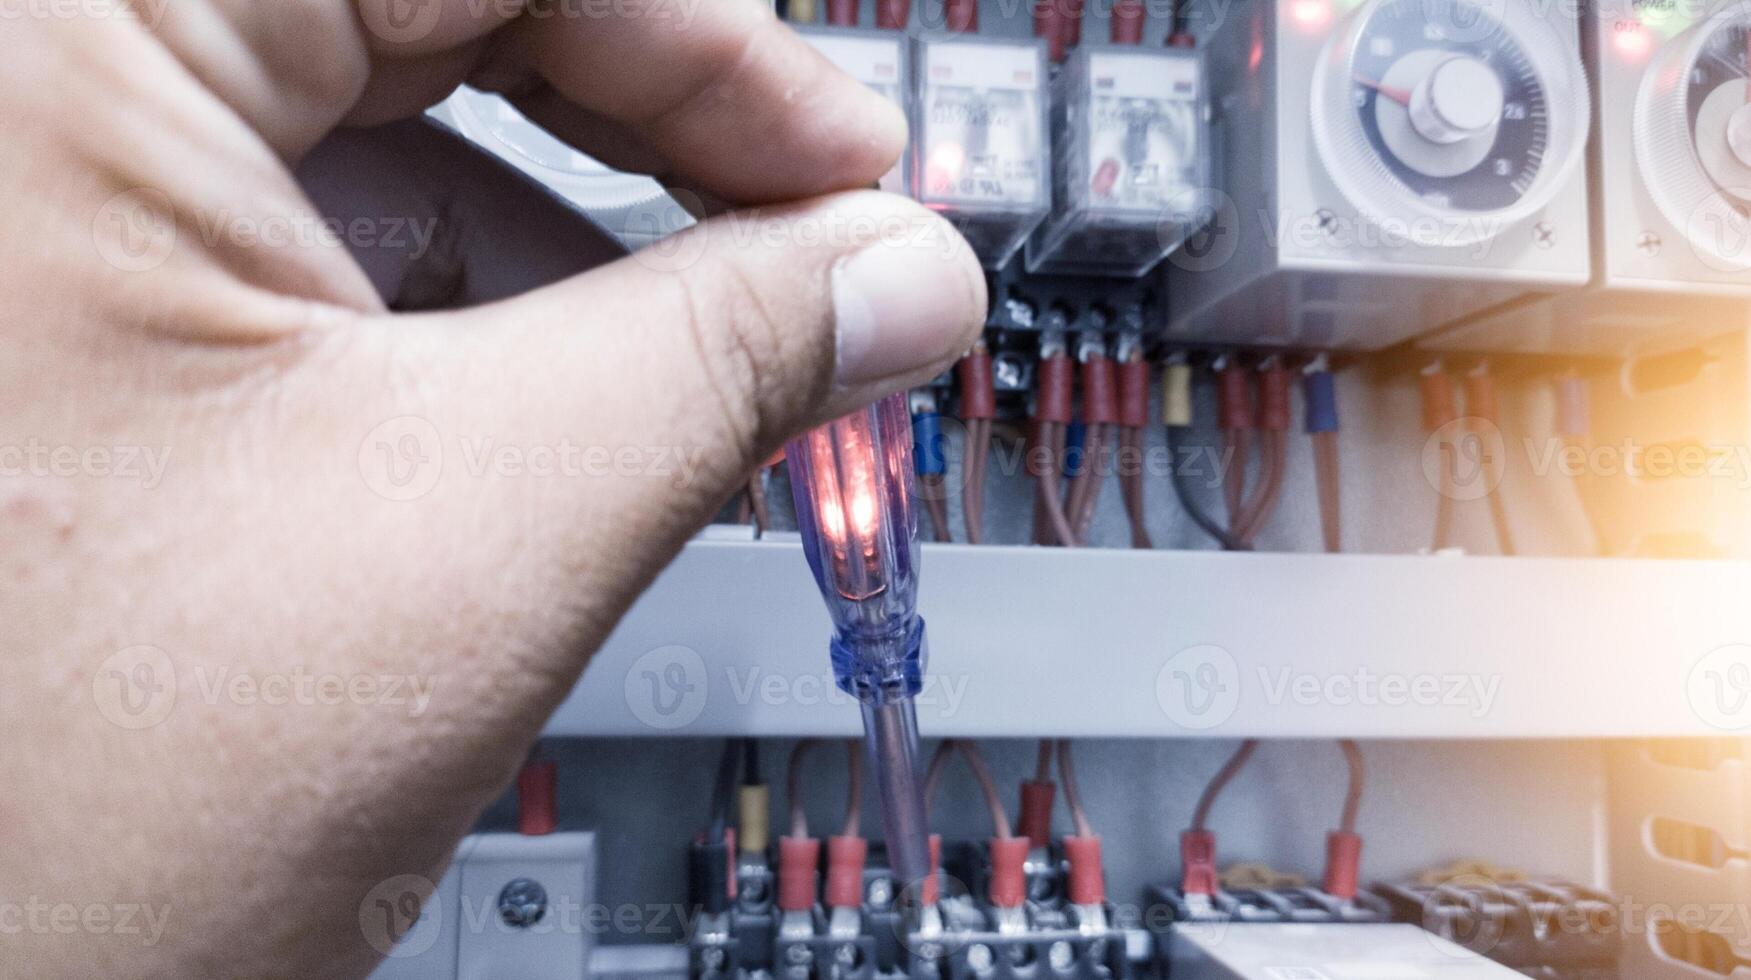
[910, 34, 1052, 268]
[1027, 45, 1211, 277]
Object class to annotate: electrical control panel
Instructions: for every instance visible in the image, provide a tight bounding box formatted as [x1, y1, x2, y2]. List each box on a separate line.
[1025, 45, 1211, 278]
[1425, 0, 1751, 355]
[1166, 0, 1594, 350]
[799, 26, 911, 196]
[911, 34, 1053, 268]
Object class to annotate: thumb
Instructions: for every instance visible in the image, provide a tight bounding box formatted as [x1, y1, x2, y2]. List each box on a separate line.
[340, 189, 984, 691]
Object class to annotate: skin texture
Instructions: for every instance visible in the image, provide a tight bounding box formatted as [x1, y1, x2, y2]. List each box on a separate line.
[0, 1, 987, 976]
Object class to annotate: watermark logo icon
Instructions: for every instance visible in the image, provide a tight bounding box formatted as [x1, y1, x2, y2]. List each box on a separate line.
[1688, 644, 1751, 730]
[626, 645, 709, 730]
[360, 416, 443, 502]
[1157, 644, 1240, 730]
[92, 645, 176, 730]
[360, 0, 442, 45]
[1422, 418, 1505, 502]
[360, 874, 441, 958]
[94, 188, 176, 273]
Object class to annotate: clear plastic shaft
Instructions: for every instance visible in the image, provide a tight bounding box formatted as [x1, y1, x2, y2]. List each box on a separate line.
[786, 392, 932, 899]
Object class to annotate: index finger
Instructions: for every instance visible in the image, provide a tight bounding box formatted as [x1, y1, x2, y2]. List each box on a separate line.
[375, 0, 910, 204]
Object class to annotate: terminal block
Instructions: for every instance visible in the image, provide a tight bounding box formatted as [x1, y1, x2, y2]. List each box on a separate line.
[1375, 877, 1622, 979]
[911, 34, 1051, 268]
[1027, 45, 1210, 277]
[1145, 882, 1389, 978]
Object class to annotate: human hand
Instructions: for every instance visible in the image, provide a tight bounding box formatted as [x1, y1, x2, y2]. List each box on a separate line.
[0, 1, 984, 975]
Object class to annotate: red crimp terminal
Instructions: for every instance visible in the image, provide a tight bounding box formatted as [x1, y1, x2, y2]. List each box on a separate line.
[1118, 359, 1151, 429]
[988, 837, 1032, 909]
[1322, 831, 1363, 900]
[517, 760, 558, 836]
[1167, 32, 1196, 47]
[1038, 355, 1075, 425]
[1063, 836, 1106, 906]
[1082, 355, 1119, 426]
[1463, 372, 1499, 427]
[921, 834, 944, 906]
[826, 836, 868, 910]
[828, 0, 860, 24]
[1180, 830, 1219, 896]
[726, 829, 739, 901]
[1064, 0, 1085, 45]
[778, 837, 821, 912]
[1017, 781, 1057, 848]
[958, 350, 998, 421]
[945, 0, 978, 32]
[1419, 371, 1457, 433]
[1035, 0, 1067, 62]
[1111, 0, 1145, 44]
[1216, 365, 1255, 431]
[876, 0, 911, 29]
[1259, 365, 1293, 432]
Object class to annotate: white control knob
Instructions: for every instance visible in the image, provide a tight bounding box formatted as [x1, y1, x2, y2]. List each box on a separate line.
[1409, 56, 1506, 145]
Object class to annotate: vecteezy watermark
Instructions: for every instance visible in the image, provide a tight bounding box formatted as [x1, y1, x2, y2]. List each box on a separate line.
[1257, 665, 1501, 719]
[0, 0, 169, 26]
[623, 647, 972, 731]
[624, 204, 969, 275]
[1156, 644, 1242, 731]
[1687, 644, 1751, 730]
[0, 899, 171, 948]
[91, 646, 439, 730]
[361, 875, 442, 958]
[92, 645, 178, 731]
[625, 645, 710, 730]
[359, 0, 707, 46]
[1422, 418, 1507, 502]
[0, 439, 172, 488]
[93, 188, 440, 274]
[357, 415, 707, 503]
[1157, 645, 1503, 727]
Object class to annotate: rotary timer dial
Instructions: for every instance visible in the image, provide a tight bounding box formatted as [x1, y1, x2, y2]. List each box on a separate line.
[1310, 0, 1590, 247]
[1636, 4, 1751, 270]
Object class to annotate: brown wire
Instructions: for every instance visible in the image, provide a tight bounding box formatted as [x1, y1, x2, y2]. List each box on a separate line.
[1035, 422, 1079, 547]
[1221, 428, 1250, 531]
[1191, 739, 1259, 832]
[1119, 426, 1152, 548]
[1035, 739, 1055, 783]
[1236, 430, 1287, 546]
[1056, 740, 1094, 839]
[1312, 431, 1341, 553]
[962, 418, 990, 544]
[788, 738, 819, 838]
[843, 741, 864, 838]
[922, 739, 1013, 838]
[789, 739, 865, 839]
[1338, 740, 1364, 835]
[1073, 423, 1112, 540]
[920, 473, 952, 543]
[1433, 442, 1455, 550]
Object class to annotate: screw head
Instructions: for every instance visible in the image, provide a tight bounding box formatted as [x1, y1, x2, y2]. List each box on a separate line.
[786, 944, 814, 966]
[967, 943, 995, 974]
[700, 947, 728, 972]
[1533, 222, 1556, 248]
[497, 877, 548, 929]
[1638, 231, 1663, 256]
[835, 943, 860, 966]
[1048, 941, 1075, 971]
[866, 878, 893, 908]
[1316, 209, 1339, 236]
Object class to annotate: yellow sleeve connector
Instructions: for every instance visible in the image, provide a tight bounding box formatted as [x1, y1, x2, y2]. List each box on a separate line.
[1163, 362, 1194, 428]
[738, 784, 770, 854]
[788, 0, 818, 23]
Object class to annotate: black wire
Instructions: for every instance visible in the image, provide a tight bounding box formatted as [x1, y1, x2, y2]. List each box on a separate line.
[1167, 425, 1251, 552]
[706, 739, 740, 843]
[741, 738, 761, 786]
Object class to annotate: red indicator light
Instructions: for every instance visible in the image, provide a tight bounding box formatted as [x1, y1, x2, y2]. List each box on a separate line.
[1614, 23, 1652, 60]
[1290, 0, 1331, 30]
